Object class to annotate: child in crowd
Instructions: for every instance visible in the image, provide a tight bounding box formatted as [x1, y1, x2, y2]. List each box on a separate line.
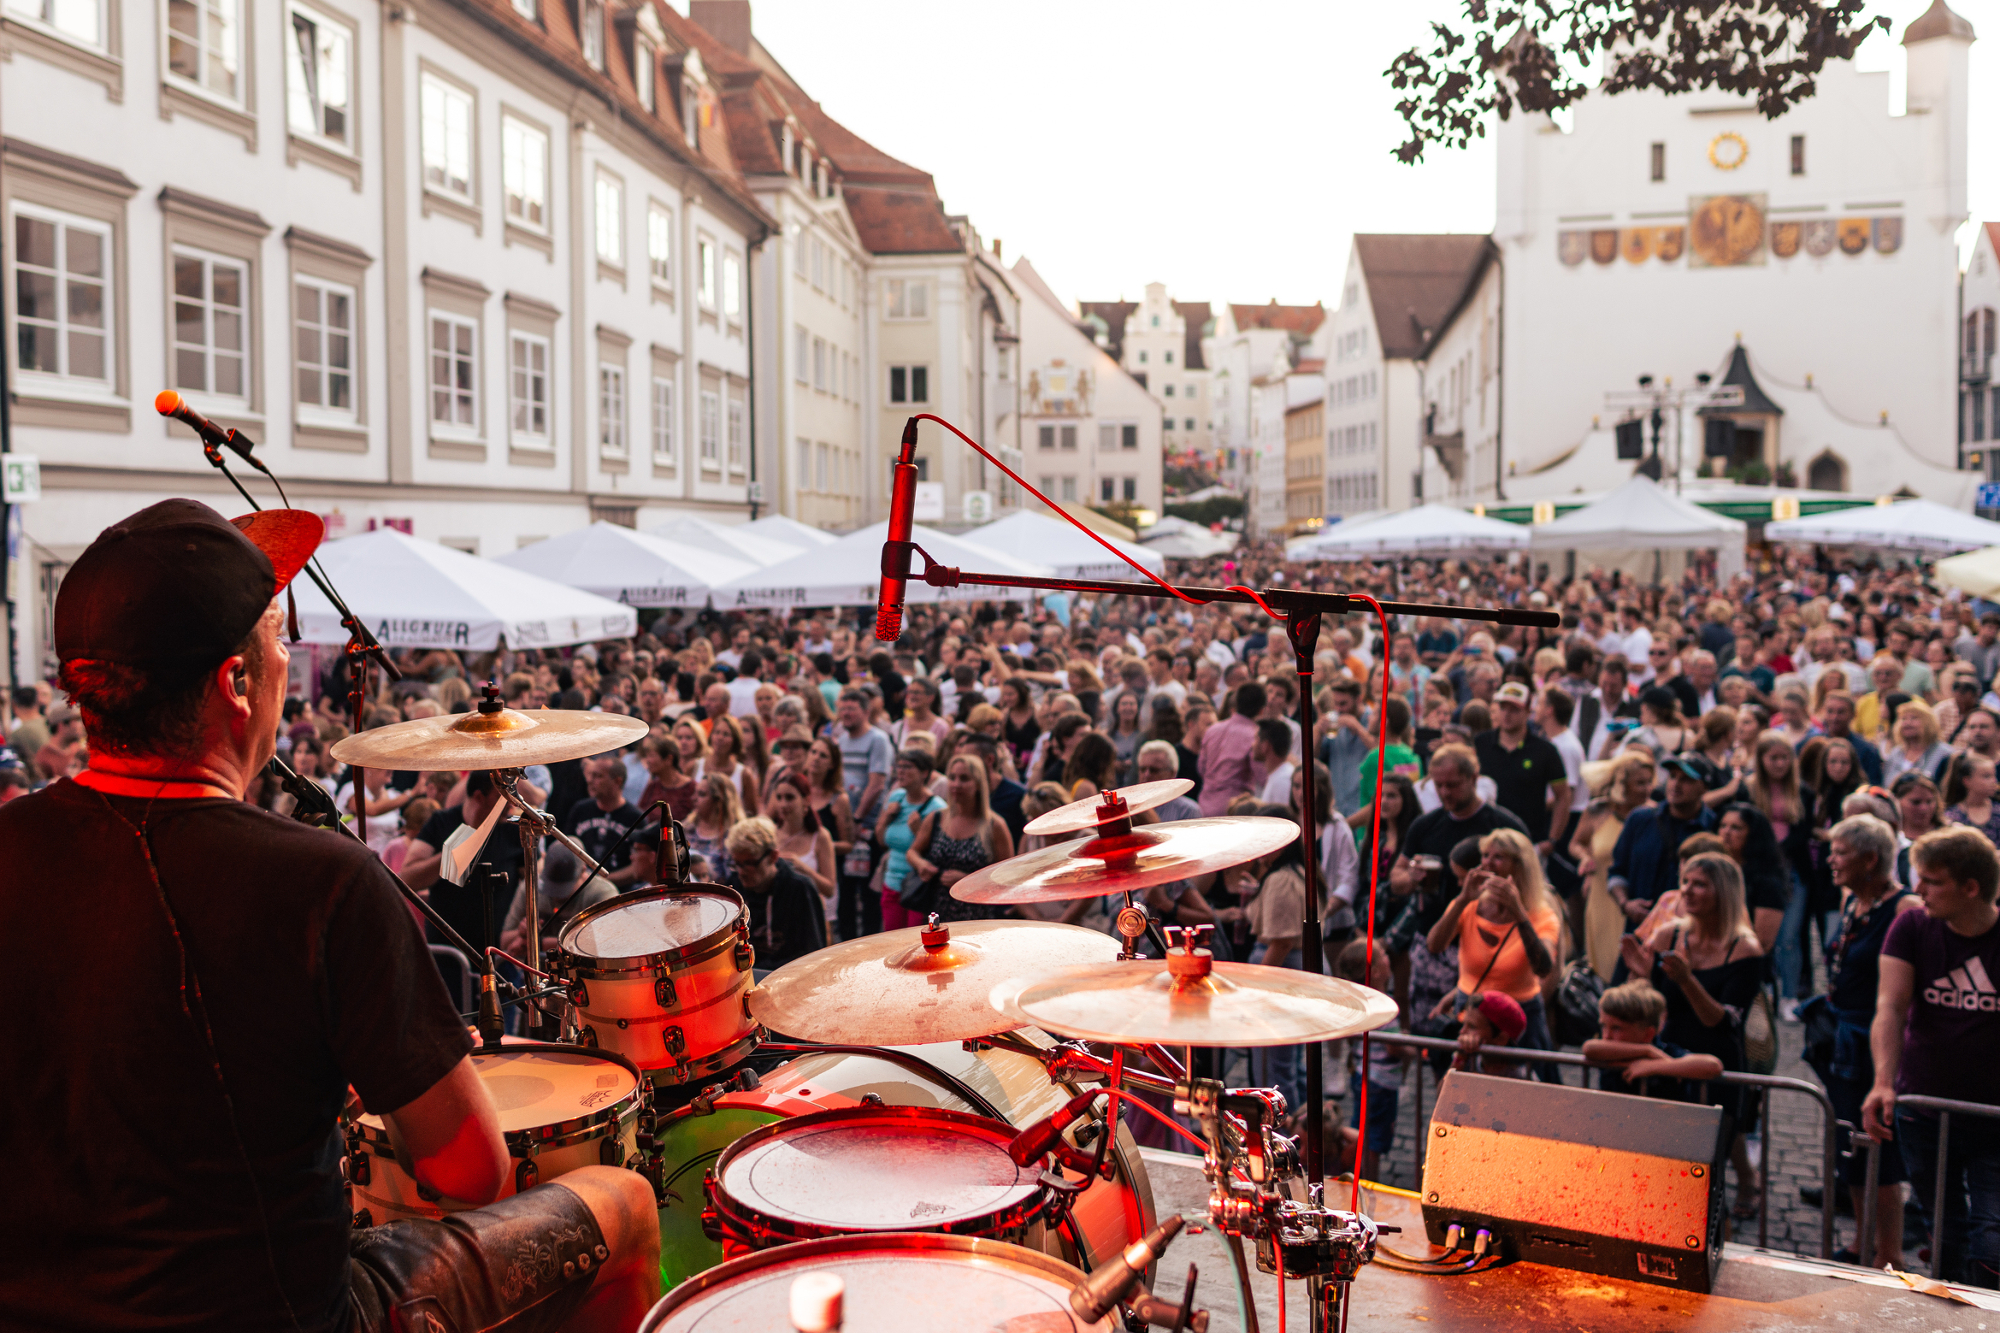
[1582, 978, 1723, 1101]
[1336, 938, 1402, 1184]
[1452, 990, 1528, 1078]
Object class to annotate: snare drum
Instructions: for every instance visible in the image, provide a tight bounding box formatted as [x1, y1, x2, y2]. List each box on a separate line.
[344, 1042, 644, 1225]
[640, 1233, 1113, 1333]
[554, 887, 760, 1086]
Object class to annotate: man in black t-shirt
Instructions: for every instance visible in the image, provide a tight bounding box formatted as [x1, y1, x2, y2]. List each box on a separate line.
[1390, 743, 1530, 938]
[403, 770, 527, 955]
[1473, 682, 1569, 853]
[0, 500, 659, 1332]
[566, 755, 643, 887]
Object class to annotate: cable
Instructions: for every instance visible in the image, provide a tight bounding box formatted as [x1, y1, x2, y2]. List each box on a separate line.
[1275, 1227, 1286, 1333]
[1097, 1087, 1216, 1157]
[486, 947, 557, 982]
[1346, 591, 1394, 1215]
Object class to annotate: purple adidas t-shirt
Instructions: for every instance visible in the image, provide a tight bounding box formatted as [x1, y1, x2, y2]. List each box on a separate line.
[1881, 909, 2000, 1107]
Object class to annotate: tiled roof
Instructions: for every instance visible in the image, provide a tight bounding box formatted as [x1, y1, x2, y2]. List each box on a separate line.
[1904, 0, 1975, 43]
[1987, 221, 2000, 261]
[1078, 301, 1136, 359]
[1351, 234, 1492, 359]
[843, 184, 962, 254]
[1175, 301, 1211, 370]
[1230, 300, 1326, 336]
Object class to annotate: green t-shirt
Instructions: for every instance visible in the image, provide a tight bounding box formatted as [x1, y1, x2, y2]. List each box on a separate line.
[1357, 743, 1421, 806]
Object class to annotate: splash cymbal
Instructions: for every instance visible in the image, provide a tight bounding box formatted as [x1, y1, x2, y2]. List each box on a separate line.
[1022, 779, 1195, 837]
[949, 816, 1298, 906]
[747, 918, 1121, 1046]
[329, 703, 648, 771]
[995, 951, 1397, 1047]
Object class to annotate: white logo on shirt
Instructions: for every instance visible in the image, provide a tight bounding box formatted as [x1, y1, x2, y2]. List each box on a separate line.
[1922, 955, 1999, 1011]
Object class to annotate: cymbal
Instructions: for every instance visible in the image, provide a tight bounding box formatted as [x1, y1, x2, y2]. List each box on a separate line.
[1022, 778, 1194, 836]
[747, 918, 1120, 1046]
[950, 816, 1298, 906]
[995, 955, 1398, 1048]
[329, 705, 648, 771]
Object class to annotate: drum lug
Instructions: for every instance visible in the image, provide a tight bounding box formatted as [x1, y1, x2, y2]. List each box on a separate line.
[416, 1178, 441, 1204]
[345, 1143, 370, 1188]
[516, 1158, 538, 1194]
[654, 975, 677, 1009]
[579, 1025, 598, 1049]
[733, 937, 755, 972]
[601, 1136, 623, 1167]
[571, 982, 589, 1009]
[350, 1207, 374, 1230]
[663, 1025, 686, 1061]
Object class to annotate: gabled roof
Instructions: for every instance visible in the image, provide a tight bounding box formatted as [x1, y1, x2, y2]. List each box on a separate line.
[1175, 301, 1211, 370]
[1351, 234, 1492, 359]
[1230, 301, 1325, 336]
[1986, 221, 2000, 262]
[1077, 301, 1136, 359]
[1699, 343, 1785, 417]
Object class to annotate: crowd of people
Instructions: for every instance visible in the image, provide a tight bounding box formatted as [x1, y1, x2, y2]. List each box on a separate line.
[7, 535, 1998, 1286]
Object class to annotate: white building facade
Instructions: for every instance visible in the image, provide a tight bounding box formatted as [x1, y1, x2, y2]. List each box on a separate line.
[1962, 222, 1999, 480]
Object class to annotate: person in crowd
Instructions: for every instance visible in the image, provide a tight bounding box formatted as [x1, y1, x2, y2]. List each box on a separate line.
[1356, 696, 1422, 811]
[1822, 692, 1887, 786]
[1336, 938, 1402, 1183]
[1198, 679, 1266, 816]
[1255, 717, 1298, 806]
[876, 748, 946, 933]
[500, 842, 615, 961]
[1145, 695, 1201, 789]
[891, 675, 952, 749]
[905, 754, 1016, 924]
[1357, 773, 1421, 942]
[1107, 690, 1147, 786]
[999, 678, 1041, 773]
[1608, 755, 1721, 927]
[767, 771, 837, 908]
[1946, 753, 2000, 846]
[799, 735, 858, 936]
[638, 734, 699, 823]
[1063, 730, 1123, 802]
[724, 816, 826, 969]
[566, 756, 644, 887]
[1584, 978, 1725, 1101]
[1316, 678, 1372, 815]
[1217, 803, 1314, 1117]
[683, 773, 744, 886]
[380, 795, 438, 889]
[1574, 750, 1659, 980]
[1450, 990, 1530, 1079]
[1292, 758, 1360, 947]
[698, 714, 760, 812]
[1865, 825, 2000, 1289]
[1717, 802, 1792, 955]
[1425, 827, 1563, 1071]
[1475, 681, 1570, 858]
[1893, 774, 1945, 886]
[1885, 699, 1954, 786]
[1856, 655, 1910, 743]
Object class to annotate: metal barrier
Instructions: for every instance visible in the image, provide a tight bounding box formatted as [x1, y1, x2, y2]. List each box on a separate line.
[1361, 1030, 1839, 1258]
[1860, 1093, 2000, 1279]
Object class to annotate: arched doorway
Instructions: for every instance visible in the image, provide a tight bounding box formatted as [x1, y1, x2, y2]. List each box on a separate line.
[1807, 451, 1846, 492]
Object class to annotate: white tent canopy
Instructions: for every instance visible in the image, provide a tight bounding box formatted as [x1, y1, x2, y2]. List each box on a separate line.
[967, 510, 1165, 579]
[1287, 504, 1528, 560]
[647, 514, 805, 566]
[291, 528, 638, 650]
[492, 522, 755, 607]
[1765, 499, 2000, 555]
[713, 521, 1054, 611]
[1528, 475, 1748, 551]
[740, 514, 838, 548]
[1139, 520, 1237, 559]
[1935, 546, 2000, 599]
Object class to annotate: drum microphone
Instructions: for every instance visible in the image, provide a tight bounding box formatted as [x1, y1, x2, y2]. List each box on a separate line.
[156, 389, 268, 472]
[1069, 1214, 1185, 1324]
[875, 416, 921, 642]
[1005, 1088, 1102, 1166]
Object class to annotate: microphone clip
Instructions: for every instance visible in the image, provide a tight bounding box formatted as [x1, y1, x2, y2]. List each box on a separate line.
[879, 539, 959, 588]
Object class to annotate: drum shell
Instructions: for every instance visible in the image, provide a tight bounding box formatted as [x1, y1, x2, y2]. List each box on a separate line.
[345, 1043, 644, 1226]
[555, 887, 761, 1087]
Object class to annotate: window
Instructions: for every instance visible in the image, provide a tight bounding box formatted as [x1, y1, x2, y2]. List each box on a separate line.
[503, 115, 549, 230]
[1165, 350, 1174, 364]
[794, 229, 808, 278]
[509, 333, 549, 441]
[680, 81, 698, 150]
[1098, 423, 1117, 451]
[726, 386, 745, 470]
[286, 5, 352, 150]
[1060, 425, 1077, 450]
[428, 313, 477, 430]
[812, 336, 826, 391]
[697, 236, 716, 308]
[652, 375, 676, 464]
[167, 0, 242, 102]
[173, 249, 248, 398]
[1164, 385, 1174, 397]
[1038, 425, 1055, 451]
[795, 438, 810, 491]
[723, 250, 742, 322]
[1122, 424, 1137, 449]
[294, 277, 353, 418]
[793, 326, 809, 383]
[1099, 476, 1115, 502]
[12, 207, 111, 387]
[885, 278, 928, 319]
[888, 364, 928, 404]
[5, 0, 105, 46]
[1137, 350, 1147, 364]
[598, 363, 625, 455]
[1060, 477, 1076, 501]
[1184, 418, 1194, 431]
[1649, 141, 1664, 182]
[579, 0, 603, 69]
[1038, 474, 1055, 494]
[510, 0, 535, 16]
[699, 386, 720, 466]
[632, 35, 653, 112]
[594, 171, 623, 267]
[815, 441, 828, 492]
[647, 202, 672, 285]
[420, 74, 473, 200]
[1790, 134, 1805, 176]
[1122, 477, 1137, 501]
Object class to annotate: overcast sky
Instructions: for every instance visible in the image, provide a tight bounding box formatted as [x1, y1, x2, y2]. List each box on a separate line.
[747, 0, 1997, 310]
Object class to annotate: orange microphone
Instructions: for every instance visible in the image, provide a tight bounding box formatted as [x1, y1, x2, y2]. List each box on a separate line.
[156, 389, 263, 469]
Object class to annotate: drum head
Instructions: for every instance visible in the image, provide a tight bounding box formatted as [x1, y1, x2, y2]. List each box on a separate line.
[641, 1233, 1109, 1332]
[560, 889, 739, 965]
[717, 1108, 1039, 1234]
[361, 1046, 638, 1135]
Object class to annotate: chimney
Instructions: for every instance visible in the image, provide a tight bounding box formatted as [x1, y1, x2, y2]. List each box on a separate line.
[992, 238, 1002, 259]
[689, 0, 752, 54]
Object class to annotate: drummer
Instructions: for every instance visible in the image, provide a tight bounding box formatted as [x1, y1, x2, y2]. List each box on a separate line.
[0, 500, 659, 1331]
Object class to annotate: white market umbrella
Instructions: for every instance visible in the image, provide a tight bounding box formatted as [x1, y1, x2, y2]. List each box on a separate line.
[493, 522, 754, 607]
[1936, 546, 2000, 599]
[741, 513, 839, 548]
[290, 528, 638, 650]
[1765, 499, 2000, 555]
[1529, 475, 1746, 551]
[1141, 528, 1237, 559]
[968, 510, 1166, 579]
[1288, 504, 1527, 559]
[714, 521, 1055, 610]
[648, 514, 805, 566]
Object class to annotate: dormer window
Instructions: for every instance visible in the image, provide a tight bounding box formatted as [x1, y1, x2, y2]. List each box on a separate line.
[580, 0, 604, 69]
[633, 35, 654, 111]
[682, 84, 698, 149]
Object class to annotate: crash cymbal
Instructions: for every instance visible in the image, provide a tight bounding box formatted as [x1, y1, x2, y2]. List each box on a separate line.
[747, 918, 1120, 1046]
[1022, 778, 1195, 837]
[950, 816, 1298, 906]
[329, 697, 648, 771]
[995, 949, 1398, 1048]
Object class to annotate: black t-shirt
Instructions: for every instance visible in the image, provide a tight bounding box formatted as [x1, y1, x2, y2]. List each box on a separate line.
[1403, 800, 1530, 935]
[1473, 730, 1568, 843]
[731, 858, 827, 970]
[565, 797, 643, 874]
[0, 780, 470, 1331]
[1596, 1039, 1706, 1103]
[417, 802, 526, 955]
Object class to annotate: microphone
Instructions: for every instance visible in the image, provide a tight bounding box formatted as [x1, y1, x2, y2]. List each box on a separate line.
[1069, 1214, 1185, 1323]
[1005, 1088, 1101, 1166]
[876, 416, 920, 642]
[156, 390, 264, 470]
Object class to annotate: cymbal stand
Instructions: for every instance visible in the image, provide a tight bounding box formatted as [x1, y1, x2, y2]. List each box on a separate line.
[492, 767, 621, 1040]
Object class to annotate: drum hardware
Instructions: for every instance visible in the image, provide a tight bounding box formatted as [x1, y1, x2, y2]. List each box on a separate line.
[1068, 1215, 1206, 1332]
[949, 814, 1302, 908]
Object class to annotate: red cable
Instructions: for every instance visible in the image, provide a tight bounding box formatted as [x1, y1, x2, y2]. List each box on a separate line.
[1344, 593, 1393, 1214]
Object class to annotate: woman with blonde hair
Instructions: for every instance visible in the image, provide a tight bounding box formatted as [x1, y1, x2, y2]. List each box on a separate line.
[700, 714, 760, 811]
[1425, 826, 1564, 1062]
[684, 772, 744, 882]
[1884, 698, 1951, 785]
[1572, 749, 1657, 979]
[905, 754, 1016, 924]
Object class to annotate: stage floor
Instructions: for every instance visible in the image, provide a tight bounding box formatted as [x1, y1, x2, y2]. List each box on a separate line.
[1140, 1149, 2000, 1332]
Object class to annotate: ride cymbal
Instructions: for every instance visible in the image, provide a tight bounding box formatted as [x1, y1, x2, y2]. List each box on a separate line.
[329, 700, 648, 771]
[1022, 779, 1195, 837]
[747, 918, 1120, 1046]
[949, 816, 1298, 906]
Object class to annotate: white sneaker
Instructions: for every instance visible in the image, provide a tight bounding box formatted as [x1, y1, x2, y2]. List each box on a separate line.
[1780, 998, 1802, 1024]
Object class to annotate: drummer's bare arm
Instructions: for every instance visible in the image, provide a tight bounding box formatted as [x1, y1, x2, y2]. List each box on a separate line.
[384, 1056, 507, 1205]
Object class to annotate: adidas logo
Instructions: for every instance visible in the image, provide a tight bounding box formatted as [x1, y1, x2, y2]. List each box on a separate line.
[1923, 956, 2000, 1011]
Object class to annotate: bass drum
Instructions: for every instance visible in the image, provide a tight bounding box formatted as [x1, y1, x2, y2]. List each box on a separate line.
[653, 1033, 1154, 1290]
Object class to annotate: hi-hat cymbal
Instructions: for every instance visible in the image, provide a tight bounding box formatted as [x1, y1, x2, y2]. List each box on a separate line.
[747, 918, 1120, 1046]
[1023, 779, 1195, 837]
[329, 704, 648, 771]
[995, 954, 1398, 1047]
[950, 816, 1298, 906]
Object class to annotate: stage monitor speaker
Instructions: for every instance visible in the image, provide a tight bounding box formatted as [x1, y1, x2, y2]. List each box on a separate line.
[1614, 419, 1645, 460]
[1420, 1071, 1727, 1293]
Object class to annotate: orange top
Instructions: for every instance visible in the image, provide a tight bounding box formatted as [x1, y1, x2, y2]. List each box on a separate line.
[1455, 902, 1561, 1002]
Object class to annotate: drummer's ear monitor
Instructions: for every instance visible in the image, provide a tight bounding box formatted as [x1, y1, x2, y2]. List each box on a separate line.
[232, 666, 248, 698]
[1421, 1071, 1726, 1293]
